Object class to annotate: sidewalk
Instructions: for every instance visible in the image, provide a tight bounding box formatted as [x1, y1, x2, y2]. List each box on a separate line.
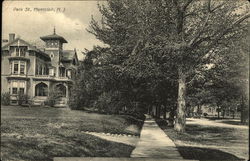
[130, 115, 183, 159]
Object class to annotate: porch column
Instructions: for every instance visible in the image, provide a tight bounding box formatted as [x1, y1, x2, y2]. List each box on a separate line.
[66, 83, 69, 102]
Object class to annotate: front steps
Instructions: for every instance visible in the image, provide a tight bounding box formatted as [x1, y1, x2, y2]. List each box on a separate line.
[32, 96, 47, 106]
[54, 97, 68, 108]
[32, 96, 68, 107]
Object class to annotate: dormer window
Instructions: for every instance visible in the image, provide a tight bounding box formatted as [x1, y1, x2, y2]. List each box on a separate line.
[15, 47, 26, 57]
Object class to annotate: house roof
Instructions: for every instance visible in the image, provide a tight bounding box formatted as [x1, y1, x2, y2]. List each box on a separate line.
[1, 38, 50, 60]
[61, 50, 77, 61]
[40, 33, 68, 43]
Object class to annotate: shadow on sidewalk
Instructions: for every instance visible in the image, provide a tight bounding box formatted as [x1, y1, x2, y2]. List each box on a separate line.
[177, 146, 245, 161]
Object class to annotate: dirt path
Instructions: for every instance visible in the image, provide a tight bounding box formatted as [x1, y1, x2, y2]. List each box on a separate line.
[187, 118, 248, 129]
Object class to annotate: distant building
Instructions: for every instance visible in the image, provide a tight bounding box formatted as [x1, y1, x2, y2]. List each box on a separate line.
[1, 29, 79, 106]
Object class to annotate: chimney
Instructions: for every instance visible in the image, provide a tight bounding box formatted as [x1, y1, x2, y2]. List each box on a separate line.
[9, 33, 15, 42]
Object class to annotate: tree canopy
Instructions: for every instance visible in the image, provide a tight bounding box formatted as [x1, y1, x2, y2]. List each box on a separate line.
[69, 0, 249, 132]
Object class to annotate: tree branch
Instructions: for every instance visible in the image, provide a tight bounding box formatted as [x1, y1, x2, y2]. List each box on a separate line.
[188, 14, 211, 47]
[182, 0, 195, 12]
[192, 13, 250, 48]
[131, 40, 141, 55]
[184, 12, 198, 19]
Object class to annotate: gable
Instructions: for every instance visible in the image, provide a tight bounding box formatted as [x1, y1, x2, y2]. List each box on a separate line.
[2, 38, 50, 60]
[2, 38, 37, 51]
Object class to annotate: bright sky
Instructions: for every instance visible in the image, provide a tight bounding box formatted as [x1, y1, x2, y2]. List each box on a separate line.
[2, 1, 107, 60]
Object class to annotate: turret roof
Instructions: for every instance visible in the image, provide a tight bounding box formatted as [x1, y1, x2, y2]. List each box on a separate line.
[40, 28, 67, 43]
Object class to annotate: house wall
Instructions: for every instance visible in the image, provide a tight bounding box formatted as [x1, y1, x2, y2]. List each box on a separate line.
[35, 55, 50, 75]
[45, 49, 59, 77]
[1, 50, 10, 94]
[1, 76, 9, 94]
[1, 50, 10, 75]
[27, 51, 36, 76]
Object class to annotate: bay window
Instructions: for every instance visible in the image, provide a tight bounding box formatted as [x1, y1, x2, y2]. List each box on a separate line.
[19, 88, 25, 94]
[12, 88, 18, 95]
[10, 60, 26, 75]
[10, 62, 12, 73]
[20, 62, 25, 74]
[13, 62, 19, 74]
[10, 81, 26, 95]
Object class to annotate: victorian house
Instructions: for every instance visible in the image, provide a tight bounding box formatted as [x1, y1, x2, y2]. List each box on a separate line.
[1, 29, 79, 106]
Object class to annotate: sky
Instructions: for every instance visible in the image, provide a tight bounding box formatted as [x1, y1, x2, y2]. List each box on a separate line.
[2, 1, 107, 60]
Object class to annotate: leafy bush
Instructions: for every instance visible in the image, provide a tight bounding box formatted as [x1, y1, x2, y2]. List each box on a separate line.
[94, 92, 112, 113]
[68, 86, 86, 110]
[44, 90, 61, 107]
[1, 92, 10, 105]
[18, 93, 30, 106]
[93, 91, 124, 114]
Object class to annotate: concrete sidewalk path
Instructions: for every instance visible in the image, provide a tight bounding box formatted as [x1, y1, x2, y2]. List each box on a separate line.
[130, 115, 183, 159]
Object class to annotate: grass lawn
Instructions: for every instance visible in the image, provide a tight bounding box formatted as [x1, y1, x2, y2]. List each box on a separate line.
[1, 105, 145, 161]
[156, 118, 249, 161]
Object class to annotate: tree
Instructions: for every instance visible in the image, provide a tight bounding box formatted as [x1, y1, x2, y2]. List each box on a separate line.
[204, 30, 249, 121]
[89, 0, 249, 132]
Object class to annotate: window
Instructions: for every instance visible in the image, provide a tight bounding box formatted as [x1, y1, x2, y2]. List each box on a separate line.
[19, 88, 25, 95]
[43, 67, 46, 75]
[20, 62, 25, 74]
[11, 81, 25, 95]
[39, 66, 43, 75]
[67, 70, 71, 78]
[16, 48, 20, 56]
[10, 62, 12, 74]
[50, 53, 54, 58]
[36, 65, 39, 75]
[12, 88, 18, 95]
[13, 62, 19, 74]
[11, 100, 17, 104]
[20, 48, 25, 57]
[15, 47, 26, 57]
[11, 61, 26, 75]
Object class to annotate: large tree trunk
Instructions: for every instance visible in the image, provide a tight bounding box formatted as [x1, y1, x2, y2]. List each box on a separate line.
[174, 70, 186, 133]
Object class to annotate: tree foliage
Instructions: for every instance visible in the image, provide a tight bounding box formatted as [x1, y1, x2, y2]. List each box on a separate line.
[88, 0, 249, 132]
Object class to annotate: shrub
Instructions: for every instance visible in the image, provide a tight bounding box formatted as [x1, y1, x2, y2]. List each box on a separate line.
[94, 92, 112, 113]
[18, 93, 30, 106]
[45, 90, 61, 107]
[1, 92, 10, 105]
